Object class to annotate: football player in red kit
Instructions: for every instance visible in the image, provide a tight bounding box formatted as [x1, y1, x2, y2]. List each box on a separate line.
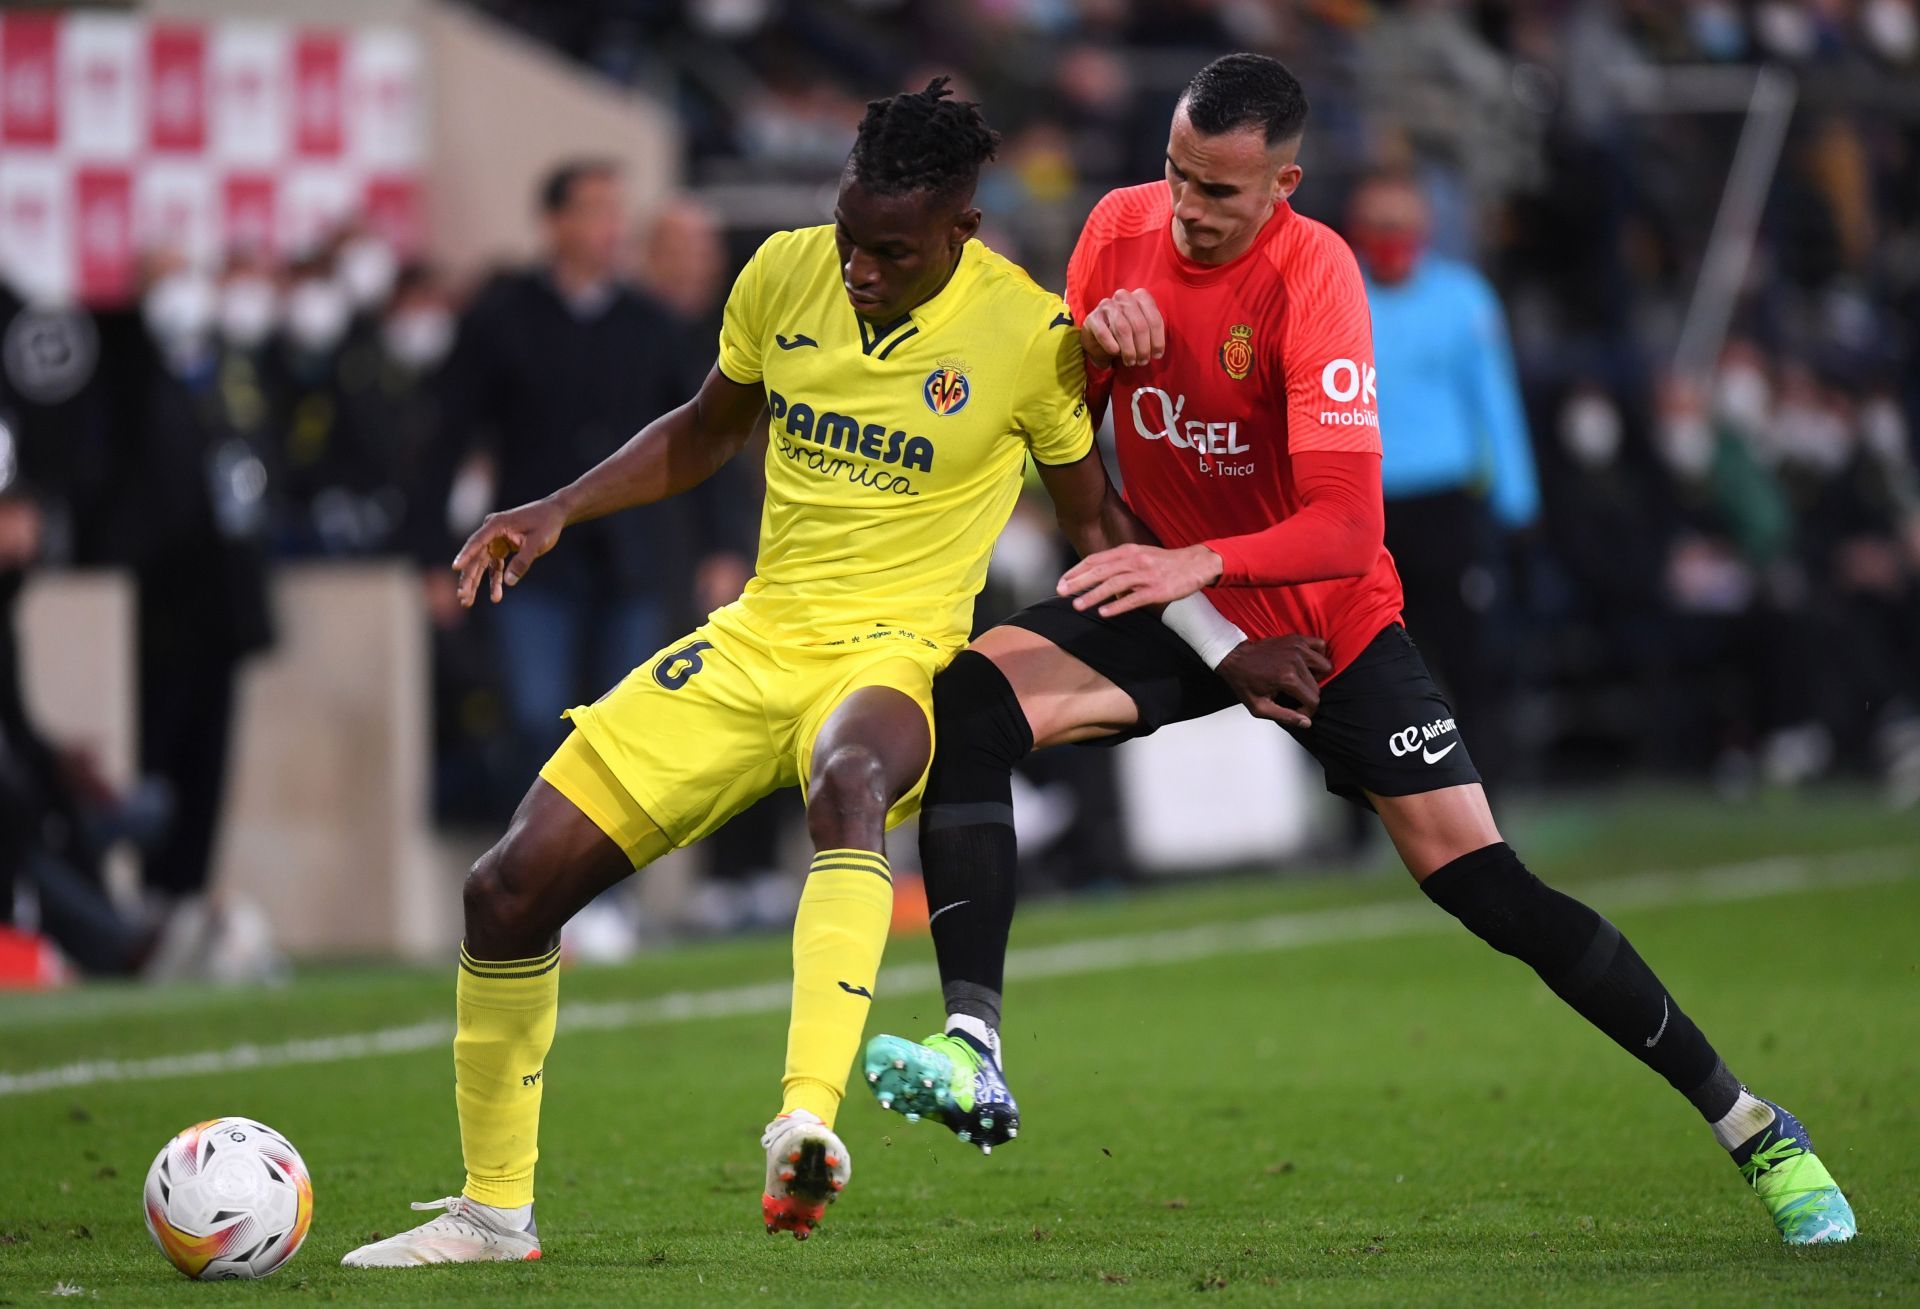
[864, 54, 1854, 1246]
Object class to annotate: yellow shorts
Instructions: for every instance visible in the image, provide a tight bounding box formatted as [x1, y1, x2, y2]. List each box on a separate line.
[540, 604, 950, 859]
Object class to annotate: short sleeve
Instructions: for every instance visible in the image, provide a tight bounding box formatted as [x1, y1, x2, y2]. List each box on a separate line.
[1011, 305, 1094, 467]
[715, 240, 770, 385]
[1281, 233, 1381, 456]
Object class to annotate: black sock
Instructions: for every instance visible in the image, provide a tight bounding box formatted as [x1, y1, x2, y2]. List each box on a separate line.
[1421, 843, 1742, 1123]
[918, 652, 1033, 1033]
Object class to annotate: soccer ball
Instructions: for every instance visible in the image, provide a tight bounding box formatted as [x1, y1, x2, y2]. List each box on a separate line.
[142, 1117, 313, 1280]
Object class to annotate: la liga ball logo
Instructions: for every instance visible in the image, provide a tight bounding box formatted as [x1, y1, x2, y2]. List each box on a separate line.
[1219, 323, 1254, 381]
[923, 366, 971, 416]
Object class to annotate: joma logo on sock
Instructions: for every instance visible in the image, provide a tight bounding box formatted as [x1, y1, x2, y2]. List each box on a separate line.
[521, 1070, 543, 1088]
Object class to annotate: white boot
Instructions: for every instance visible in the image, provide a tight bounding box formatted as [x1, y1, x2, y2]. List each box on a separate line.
[340, 1196, 541, 1267]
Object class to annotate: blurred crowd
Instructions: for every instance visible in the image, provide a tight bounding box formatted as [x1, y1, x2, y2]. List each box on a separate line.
[472, 0, 1920, 795]
[5, 0, 1920, 979]
[0, 163, 799, 978]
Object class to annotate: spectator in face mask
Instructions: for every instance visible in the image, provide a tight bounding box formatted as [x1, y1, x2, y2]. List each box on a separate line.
[1346, 168, 1539, 783]
[333, 225, 400, 323]
[271, 255, 374, 555]
[331, 261, 456, 559]
[92, 253, 275, 938]
[213, 251, 285, 513]
[217, 253, 280, 360]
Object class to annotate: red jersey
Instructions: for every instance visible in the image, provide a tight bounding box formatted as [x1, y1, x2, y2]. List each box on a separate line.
[1066, 183, 1405, 677]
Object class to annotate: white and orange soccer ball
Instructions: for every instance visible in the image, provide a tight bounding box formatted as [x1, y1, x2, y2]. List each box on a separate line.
[142, 1117, 313, 1280]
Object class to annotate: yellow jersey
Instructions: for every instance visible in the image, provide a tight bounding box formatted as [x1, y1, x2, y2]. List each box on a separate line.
[715, 225, 1093, 651]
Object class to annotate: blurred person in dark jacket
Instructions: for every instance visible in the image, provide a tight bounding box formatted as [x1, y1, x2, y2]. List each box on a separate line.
[0, 491, 156, 976]
[413, 162, 695, 796]
[99, 255, 276, 922]
[329, 260, 458, 557]
[0, 287, 170, 976]
[1766, 365, 1920, 795]
[272, 254, 374, 555]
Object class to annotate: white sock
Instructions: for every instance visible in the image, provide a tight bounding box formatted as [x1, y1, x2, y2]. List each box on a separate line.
[945, 1014, 1001, 1066]
[1711, 1089, 1776, 1151]
[467, 1198, 533, 1230]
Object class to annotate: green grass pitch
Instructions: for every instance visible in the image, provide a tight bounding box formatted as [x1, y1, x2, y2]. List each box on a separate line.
[2, 789, 1916, 1305]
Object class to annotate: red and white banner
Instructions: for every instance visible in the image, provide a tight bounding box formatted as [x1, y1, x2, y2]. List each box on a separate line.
[0, 11, 423, 305]
[2, 13, 61, 147]
[148, 25, 206, 153]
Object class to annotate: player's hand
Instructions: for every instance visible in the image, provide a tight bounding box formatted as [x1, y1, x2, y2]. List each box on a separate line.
[1216, 635, 1330, 731]
[1082, 288, 1165, 369]
[452, 498, 567, 607]
[1058, 543, 1223, 617]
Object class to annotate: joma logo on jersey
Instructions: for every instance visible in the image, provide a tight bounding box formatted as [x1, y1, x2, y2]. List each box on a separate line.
[1219, 323, 1254, 380]
[923, 366, 971, 416]
[767, 389, 935, 472]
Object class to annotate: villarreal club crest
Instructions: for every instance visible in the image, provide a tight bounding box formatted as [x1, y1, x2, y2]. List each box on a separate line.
[923, 364, 971, 416]
[1220, 323, 1254, 381]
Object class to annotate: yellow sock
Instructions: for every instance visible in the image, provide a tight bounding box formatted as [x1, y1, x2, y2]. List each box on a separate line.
[454, 942, 560, 1209]
[782, 849, 894, 1126]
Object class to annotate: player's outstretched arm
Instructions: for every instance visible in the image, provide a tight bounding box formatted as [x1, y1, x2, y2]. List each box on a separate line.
[451, 366, 765, 607]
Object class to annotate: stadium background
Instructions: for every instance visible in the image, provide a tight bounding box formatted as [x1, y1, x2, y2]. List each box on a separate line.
[0, 2, 1917, 1301]
[5, 0, 1917, 970]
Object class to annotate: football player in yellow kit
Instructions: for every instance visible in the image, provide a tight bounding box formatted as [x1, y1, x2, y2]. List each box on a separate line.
[342, 79, 1322, 1263]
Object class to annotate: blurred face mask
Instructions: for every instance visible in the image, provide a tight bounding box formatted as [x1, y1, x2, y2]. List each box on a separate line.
[1659, 414, 1716, 480]
[219, 275, 279, 350]
[1352, 229, 1422, 285]
[1863, 0, 1920, 62]
[285, 278, 351, 354]
[142, 271, 217, 352]
[337, 235, 398, 310]
[382, 306, 453, 371]
[1560, 392, 1622, 467]
[1714, 363, 1770, 433]
[1860, 397, 1910, 464]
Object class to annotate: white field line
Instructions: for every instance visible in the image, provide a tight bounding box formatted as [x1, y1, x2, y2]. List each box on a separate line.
[0, 849, 1908, 1100]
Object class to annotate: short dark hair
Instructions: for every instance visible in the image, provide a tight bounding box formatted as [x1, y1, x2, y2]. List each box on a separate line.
[538, 159, 619, 216]
[846, 77, 1000, 204]
[1179, 53, 1308, 146]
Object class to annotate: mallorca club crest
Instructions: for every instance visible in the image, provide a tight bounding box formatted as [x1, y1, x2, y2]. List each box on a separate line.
[923, 363, 971, 416]
[1219, 323, 1254, 381]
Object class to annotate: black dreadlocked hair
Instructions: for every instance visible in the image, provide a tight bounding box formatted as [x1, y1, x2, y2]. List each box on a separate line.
[1179, 53, 1308, 146]
[846, 77, 1000, 204]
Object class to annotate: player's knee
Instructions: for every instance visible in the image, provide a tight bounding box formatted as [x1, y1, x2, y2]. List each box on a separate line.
[463, 842, 542, 951]
[807, 745, 890, 847]
[929, 651, 1033, 773]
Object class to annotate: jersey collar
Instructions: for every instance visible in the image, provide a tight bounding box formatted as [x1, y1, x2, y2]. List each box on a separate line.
[1163, 200, 1292, 287]
[849, 241, 976, 359]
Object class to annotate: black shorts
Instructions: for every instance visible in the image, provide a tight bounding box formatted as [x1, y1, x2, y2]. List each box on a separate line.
[1003, 596, 1481, 808]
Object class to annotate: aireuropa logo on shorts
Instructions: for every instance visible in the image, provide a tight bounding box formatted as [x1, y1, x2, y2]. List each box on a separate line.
[1389, 716, 1458, 764]
[1319, 357, 1379, 427]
